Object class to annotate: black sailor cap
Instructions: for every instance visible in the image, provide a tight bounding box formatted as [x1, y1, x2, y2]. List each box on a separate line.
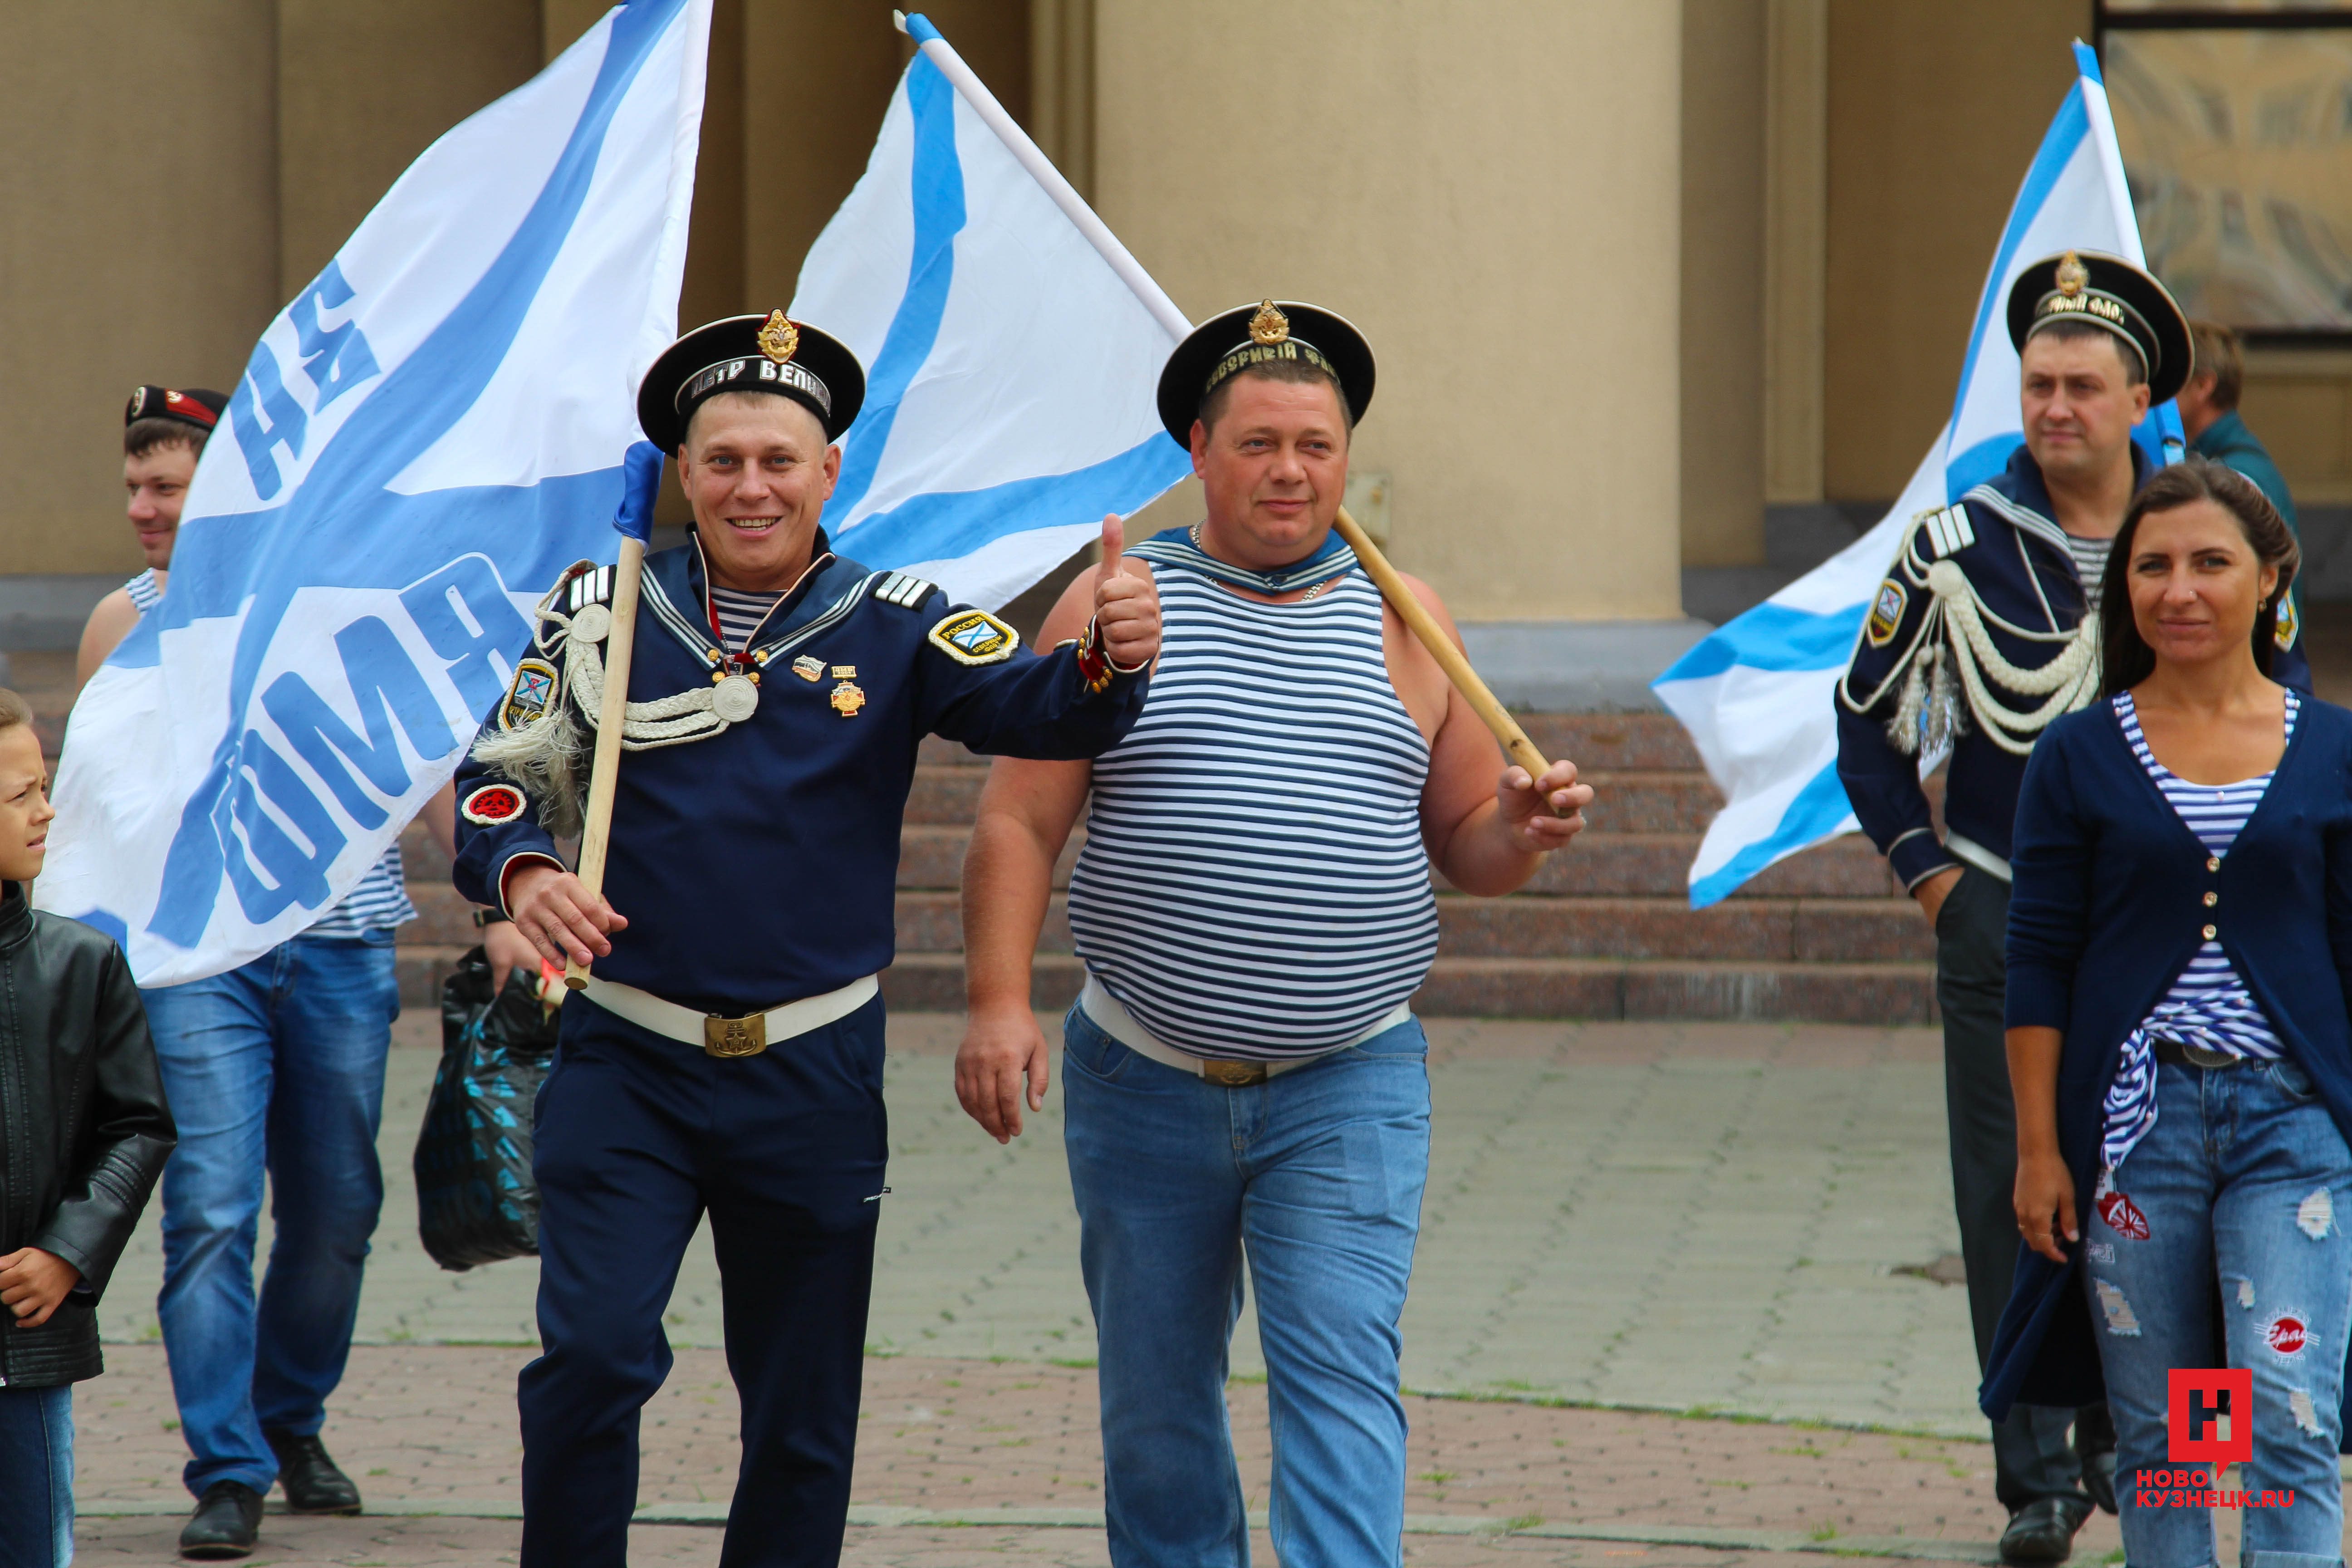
[637, 310, 867, 452]
[2006, 250, 2194, 406]
[125, 385, 228, 431]
[1155, 300, 1376, 446]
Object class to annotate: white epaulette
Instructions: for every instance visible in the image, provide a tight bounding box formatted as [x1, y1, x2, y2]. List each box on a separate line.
[567, 563, 615, 610]
[871, 571, 936, 609]
[1915, 503, 1975, 560]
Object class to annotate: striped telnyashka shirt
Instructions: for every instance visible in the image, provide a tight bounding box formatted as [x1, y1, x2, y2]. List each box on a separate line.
[2099, 688, 2298, 1171]
[2062, 533, 2112, 613]
[1066, 566, 1438, 1061]
[708, 585, 785, 652]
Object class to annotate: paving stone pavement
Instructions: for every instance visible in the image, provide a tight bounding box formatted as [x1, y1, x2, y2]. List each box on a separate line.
[73, 1014, 2166, 1566]
[100, 1014, 1981, 1434]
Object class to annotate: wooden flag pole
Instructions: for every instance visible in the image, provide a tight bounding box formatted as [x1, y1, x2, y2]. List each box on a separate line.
[564, 534, 647, 990]
[1329, 507, 1559, 790]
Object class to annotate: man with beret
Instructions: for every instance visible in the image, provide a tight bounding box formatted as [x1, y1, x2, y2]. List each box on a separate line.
[75, 386, 504, 1558]
[955, 301, 1590, 1568]
[1839, 253, 2309, 1564]
[451, 310, 1161, 1568]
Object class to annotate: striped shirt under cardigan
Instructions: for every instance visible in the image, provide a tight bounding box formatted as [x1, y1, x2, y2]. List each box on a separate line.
[2099, 689, 2298, 1171]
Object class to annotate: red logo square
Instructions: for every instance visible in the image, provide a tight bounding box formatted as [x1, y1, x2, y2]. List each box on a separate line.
[2169, 1368, 2253, 1467]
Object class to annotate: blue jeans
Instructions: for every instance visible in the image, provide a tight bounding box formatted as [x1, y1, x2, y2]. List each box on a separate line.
[0, 1384, 73, 1568]
[2083, 1055, 2352, 1568]
[1060, 1003, 1431, 1568]
[141, 932, 399, 1498]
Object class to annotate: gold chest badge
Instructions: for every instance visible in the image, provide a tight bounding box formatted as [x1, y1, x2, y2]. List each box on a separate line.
[830, 680, 867, 717]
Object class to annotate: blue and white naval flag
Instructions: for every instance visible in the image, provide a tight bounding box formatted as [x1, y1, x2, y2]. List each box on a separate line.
[789, 13, 1191, 611]
[1653, 43, 2181, 908]
[37, 0, 711, 984]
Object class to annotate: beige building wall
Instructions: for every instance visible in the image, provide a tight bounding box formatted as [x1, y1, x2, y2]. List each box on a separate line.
[0, 1, 279, 576]
[1822, 0, 2087, 502]
[1096, 2, 1687, 622]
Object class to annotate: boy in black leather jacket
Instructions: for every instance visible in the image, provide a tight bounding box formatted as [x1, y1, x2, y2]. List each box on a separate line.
[0, 687, 175, 1567]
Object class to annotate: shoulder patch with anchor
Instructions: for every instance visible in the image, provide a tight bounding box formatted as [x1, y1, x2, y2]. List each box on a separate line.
[928, 608, 1021, 666]
[1866, 579, 1907, 647]
[499, 656, 561, 730]
[2277, 593, 2301, 652]
[873, 572, 936, 609]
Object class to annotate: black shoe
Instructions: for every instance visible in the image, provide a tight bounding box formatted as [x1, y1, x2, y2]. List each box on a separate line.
[264, 1428, 362, 1515]
[178, 1480, 263, 1559]
[1999, 1496, 2092, 1565]
[2078, 1445, 2119, 1515]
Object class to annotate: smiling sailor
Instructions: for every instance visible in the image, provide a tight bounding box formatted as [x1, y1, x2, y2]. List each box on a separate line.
[449, 310, 1161, 1568]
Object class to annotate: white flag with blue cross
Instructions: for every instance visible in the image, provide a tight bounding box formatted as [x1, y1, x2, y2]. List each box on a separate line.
[788, 12, 1193, 612]
[1651, 43, 2185, 909]
[37, 0, 712, 984]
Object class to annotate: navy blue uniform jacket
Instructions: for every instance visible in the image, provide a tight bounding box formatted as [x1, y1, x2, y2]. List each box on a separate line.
[1982, 695, 2352, 1447]
[1836, 445, 2310, 890]
[452, 534, 1144, 1016]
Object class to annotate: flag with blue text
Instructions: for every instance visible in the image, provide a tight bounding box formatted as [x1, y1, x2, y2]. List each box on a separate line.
[1652, 43, 2181, 908]
[37, 0, 710, 984]
[789, 14, 1192, 611]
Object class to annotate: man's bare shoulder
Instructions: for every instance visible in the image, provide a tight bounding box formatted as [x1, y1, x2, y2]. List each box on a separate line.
[1383, 570, 1466, 651]
[75, 589, 141, 682]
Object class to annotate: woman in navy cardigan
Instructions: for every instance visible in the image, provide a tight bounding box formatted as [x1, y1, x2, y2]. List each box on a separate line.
[1987, 458, 2352, 1568]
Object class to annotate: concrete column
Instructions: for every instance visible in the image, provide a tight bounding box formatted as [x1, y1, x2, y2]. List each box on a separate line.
[277, 0, 540, 297]
[1763, 0, 1827, 508]
[1823, 0, 2087, 502]
[1680, 0, 1768, 572]
[1095, 2, 1687, 624]
[0, 0, 279, 575]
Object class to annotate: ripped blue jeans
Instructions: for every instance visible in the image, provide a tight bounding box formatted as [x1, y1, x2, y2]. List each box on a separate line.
[2082, 1054, 2352, 1568]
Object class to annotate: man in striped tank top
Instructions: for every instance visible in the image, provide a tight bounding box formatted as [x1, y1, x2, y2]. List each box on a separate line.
[958, 302, 1590, 1568]
[72, 385, 531, 1556]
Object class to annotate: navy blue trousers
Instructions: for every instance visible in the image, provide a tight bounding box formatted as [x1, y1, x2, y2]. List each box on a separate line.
[518, 993, 888, 1568]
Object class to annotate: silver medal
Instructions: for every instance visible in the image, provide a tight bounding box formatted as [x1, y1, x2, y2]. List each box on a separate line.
[711, 672, 760, 723]
[570, 602, 612, 644]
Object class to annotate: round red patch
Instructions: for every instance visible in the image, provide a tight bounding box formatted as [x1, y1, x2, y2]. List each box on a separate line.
[461, 784, 525, 825]
[2097, 1190, 2150, 1241]
[2269, 1317, 2307, 1355]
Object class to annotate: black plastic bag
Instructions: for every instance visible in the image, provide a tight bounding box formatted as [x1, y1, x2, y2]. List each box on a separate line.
[414, 946, 561, 1271]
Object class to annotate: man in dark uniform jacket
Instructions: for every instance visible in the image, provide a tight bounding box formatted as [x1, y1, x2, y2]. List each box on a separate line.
[1838, 253, 2310, 1566]
[451, 311, 1161, 1568]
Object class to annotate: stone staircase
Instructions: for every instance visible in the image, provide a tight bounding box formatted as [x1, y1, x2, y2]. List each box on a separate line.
[10, 650, 1935, 1023]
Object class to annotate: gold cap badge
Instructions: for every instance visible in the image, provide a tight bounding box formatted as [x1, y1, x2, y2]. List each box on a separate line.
[2054, 251, 2088, 298]
[756, 309, 799, 364]
[1248, 300, 1289, 346]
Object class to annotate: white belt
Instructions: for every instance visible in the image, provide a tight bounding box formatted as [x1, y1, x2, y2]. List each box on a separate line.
[581, 973, 878, 1059]
[1945, 832, 2013, 884]
[1078, 975, 1410, 1085]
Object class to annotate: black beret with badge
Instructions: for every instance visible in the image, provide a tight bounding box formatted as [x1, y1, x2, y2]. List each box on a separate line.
[1155, 299, 1377, 446]
[125, 385, 228, 432]
[2006, 250, 2194, 406]
[637, 310, 868, 452]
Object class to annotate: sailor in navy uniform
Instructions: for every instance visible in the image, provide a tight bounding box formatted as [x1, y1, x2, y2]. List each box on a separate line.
[1837, 252, 2310, 1563]
[451, 312, 1160, 1568]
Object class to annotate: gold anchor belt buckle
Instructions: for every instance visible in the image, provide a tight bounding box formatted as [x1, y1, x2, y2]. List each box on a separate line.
[1200, 1059, 1269, 1088]
[703, 1011, 769, 1059]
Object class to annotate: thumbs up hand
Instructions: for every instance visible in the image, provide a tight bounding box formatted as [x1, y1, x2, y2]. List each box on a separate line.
[1091, 514, 1160, 672]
